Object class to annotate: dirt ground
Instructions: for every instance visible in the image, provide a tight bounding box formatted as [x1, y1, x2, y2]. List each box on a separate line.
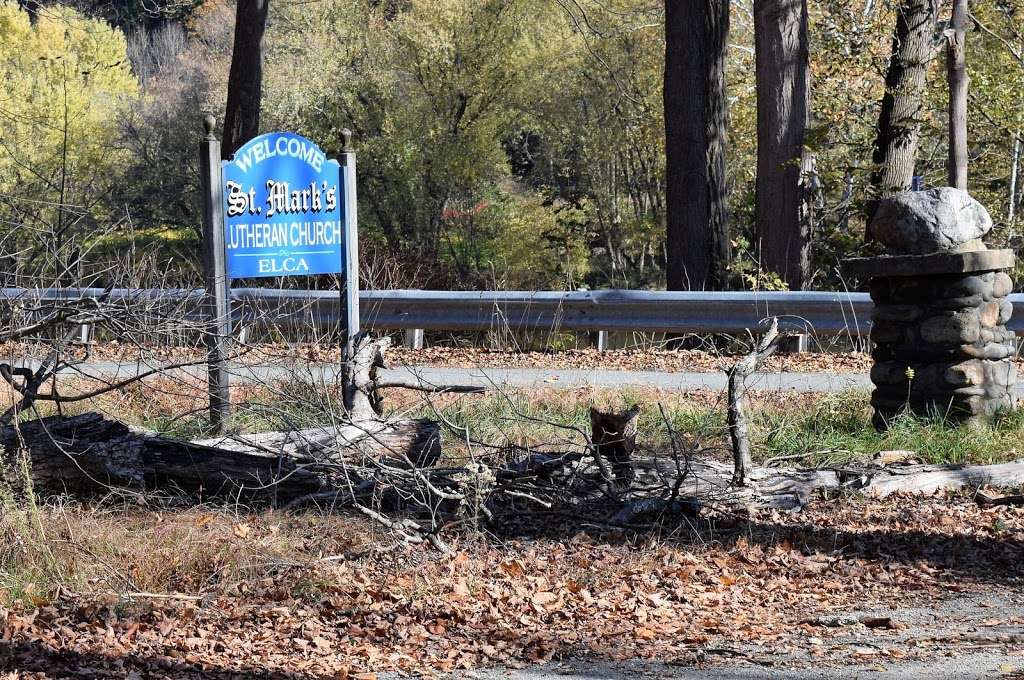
[1, 492, 1021, 679]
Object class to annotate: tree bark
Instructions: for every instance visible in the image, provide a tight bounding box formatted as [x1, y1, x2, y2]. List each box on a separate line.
[1011, 132, 1021, 225]
[946, 0, 968, 190]
[664, 0, 731, 291]
[754, 0, 812, 290]
[866, 0, 939, 237]
[222, 0, 269, 160]
[2, 413, 441, 501]
[728, 318, 779, 486]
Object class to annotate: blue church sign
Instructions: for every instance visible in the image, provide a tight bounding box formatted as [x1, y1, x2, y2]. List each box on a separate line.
[221, 132, 344, 278]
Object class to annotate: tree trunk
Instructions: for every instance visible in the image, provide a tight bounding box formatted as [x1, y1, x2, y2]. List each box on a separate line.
[754, 0, 812, 290]
[2, 413, 441, 501]
[728, 318, 779, 486]
[1011, 132, 1021, 225]
[222, 0, 269, 160]
[946, 0, 968, 190]
[664, 0, 731, 291]
[866, 0, 939, 237]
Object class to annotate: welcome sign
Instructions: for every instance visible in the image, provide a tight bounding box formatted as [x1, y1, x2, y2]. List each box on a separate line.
[221, 132, 344, 278]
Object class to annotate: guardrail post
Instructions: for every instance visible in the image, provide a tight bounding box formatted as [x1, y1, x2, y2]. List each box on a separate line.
[778, 333, 809, 354]
[199, 113, 231, 433]
[592, 330, 609, 351]
[403, 328, 424, 350]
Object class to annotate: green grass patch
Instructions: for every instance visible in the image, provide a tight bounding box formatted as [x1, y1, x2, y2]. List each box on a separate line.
[756, 392, 1024, 466]
[109, 380, 1024, 468]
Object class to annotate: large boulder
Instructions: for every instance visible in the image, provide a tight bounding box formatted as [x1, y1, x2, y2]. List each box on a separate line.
[871, 188, 992, 255]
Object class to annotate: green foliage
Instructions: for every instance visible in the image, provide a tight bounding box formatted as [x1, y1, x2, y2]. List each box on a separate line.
[258, 0, 559, 286]
[4, 0, 1024, 290]
[0, 2, 137, 277]
[487, 194, 591, 289]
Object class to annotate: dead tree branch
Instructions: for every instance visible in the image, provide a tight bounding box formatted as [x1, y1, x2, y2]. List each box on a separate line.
[728, 318, 780, 487]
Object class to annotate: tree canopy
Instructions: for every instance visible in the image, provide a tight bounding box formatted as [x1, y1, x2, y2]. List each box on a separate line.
[1, 0, 1023, 290]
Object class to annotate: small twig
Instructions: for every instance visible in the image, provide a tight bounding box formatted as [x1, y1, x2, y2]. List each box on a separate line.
[762, 452, 814, 467]
[376, 379, 487, 394]
[975, 491, 1024, 507]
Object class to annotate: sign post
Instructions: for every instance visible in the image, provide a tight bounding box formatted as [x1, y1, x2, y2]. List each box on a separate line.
[201, 120, 358, 429]
[340, 129, 360, 359]
[199, 114, 232, 433]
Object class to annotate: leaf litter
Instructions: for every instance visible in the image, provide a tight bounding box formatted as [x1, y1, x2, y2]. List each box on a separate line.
[1, 491, 1021, 678]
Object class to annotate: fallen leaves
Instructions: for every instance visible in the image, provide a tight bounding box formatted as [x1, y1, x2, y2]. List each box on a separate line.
[0, 339, 880, 375]
[0, 492, 1021, 678]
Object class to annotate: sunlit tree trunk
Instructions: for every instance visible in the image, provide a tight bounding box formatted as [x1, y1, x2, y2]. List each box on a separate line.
[1011, 133, 1021, 225]
[946, 0, 968, 190]
[754, 0, 811, 290]
[222, 0, 269, 160]
[866, 0, 939, 238]
[664, 0, 730, 291]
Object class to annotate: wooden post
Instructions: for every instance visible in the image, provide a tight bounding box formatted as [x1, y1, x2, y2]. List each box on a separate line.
[778, 333, 809, 354]
[340, 129, 360, 357]
[199, 114, 231, 433]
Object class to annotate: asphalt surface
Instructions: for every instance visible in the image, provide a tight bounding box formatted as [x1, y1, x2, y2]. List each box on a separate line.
[384, 591, 1024, 679]
[443, 655, 1020, 679]
[33, 359, 877, 393]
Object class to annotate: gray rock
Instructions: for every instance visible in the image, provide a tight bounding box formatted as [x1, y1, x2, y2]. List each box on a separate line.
[872, 304, 923, 323]
[871, 188, 993, 255]
[944, 360, 984, 387]
[993, 272, 1014, 298]
[920, 311, 980, 344]
[982, 342, 1013, 360]
[986, 360, 1017, 388]
[998, 299, 1013, 325]
[931, 294, 984, 310]
[870, 320, 909, 344]
[979, 301, 1001, 327]
[871, 361, 909, 385]
[941, 274, 993, 300]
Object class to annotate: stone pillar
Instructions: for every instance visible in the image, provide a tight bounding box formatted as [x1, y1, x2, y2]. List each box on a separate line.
[846, 188, 1017, 428]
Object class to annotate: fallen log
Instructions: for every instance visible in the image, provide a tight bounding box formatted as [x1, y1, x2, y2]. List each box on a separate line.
[0, 333, 485, 507]
[1, 412, 440, 500]
[720, 459, 1024, 510]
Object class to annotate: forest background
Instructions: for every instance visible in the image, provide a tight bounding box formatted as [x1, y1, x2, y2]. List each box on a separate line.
[1, 0, 1023, 293]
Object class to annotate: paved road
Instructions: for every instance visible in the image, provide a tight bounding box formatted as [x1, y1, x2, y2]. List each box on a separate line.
[432, 654, 1019, 679]
[31, 359, 876, 393]
[382, 591, 1024, 679]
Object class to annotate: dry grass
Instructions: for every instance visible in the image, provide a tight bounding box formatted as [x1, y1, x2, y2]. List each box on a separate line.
[1, 492, 1021, 677]
[0, 498, 385, 606]
[3, 374, 1024, 612]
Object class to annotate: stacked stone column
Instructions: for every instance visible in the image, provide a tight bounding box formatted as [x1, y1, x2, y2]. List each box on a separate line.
[846, 187, 1018, 428]
[862, 254, 1016, 427]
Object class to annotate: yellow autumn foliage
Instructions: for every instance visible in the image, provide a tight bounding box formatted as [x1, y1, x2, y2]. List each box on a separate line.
[0, 1, 137, 246]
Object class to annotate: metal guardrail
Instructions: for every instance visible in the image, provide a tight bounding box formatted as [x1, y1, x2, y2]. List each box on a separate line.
[3, 287, 1024, 337]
